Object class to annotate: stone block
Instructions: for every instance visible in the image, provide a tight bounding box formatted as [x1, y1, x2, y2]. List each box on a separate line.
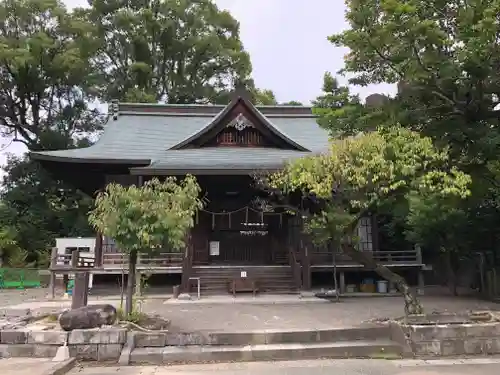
[411, 340, 441, 356]
[207, 332, 266, 346]
[0, 344, 34, 357]
[411, 325, 462, 341]
[271, 330, 319, 344]
[440, 339, 465, 356]
[28, 330, 68, 345]
[463, 338, 485, 355]
[464, 324, 497, 338]
[1, 330, 28, 344]
[68, 344, 99, 360]
[98, 344, 123, 361]
[135, 333, 166, 347]
[165, 332, 205, 346]
[33, 344, 59, 358]
[68, 328, 126, 345]
[130, 347, 164, 365]
[463, 338, 500, 355]
[118, 332, 135, 366]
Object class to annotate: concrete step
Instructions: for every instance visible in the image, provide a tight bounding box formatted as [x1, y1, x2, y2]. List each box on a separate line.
[130, 340, 402, 364]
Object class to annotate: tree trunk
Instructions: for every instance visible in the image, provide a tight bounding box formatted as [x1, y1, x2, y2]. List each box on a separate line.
[125, 250, 138, 316]
[342, 244, 423, 315]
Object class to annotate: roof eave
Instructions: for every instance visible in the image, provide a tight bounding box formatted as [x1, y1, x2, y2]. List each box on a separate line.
[129, 167, 282, 176]
[30, 152, 150, 165]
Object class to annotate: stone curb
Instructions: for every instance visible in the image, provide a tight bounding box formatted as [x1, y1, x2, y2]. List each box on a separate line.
[41, 358, 77, 375]
[118, 331, 135, 365]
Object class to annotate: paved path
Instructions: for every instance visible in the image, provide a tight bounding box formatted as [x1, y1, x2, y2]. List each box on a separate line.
[0, 358, 68, 375]
[1, 287, 499, 331]
[69, 358, 500, 375]
[144, 295, 499, 331]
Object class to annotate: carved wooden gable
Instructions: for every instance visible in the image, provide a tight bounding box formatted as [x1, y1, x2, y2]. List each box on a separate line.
[171, 96, 307, 151]
[215, 113, 265, 147]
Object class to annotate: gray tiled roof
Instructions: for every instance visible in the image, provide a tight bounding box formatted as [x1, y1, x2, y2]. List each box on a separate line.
[130, 147, 312, 174]
[31, 105, 330, 170]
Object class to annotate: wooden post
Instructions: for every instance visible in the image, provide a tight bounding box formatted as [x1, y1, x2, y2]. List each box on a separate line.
[302, 246, 311, 290]
[71, 272, 89, 309]
[417, 270, 425, 295]
[94, 232, 103, 268]
[49, 247, 58, 299]
[71, 249, 80, 268]
[339, 272, 346, 294]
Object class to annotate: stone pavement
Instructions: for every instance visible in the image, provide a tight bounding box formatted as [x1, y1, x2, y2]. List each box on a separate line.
[0, 357, 74, 375]
[68, 358, 500, 375]
[1, 287, 500, 331]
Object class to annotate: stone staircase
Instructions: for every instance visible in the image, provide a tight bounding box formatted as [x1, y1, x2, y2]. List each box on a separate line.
[189, 265, 298, 296]
[129, 325, 405, 365]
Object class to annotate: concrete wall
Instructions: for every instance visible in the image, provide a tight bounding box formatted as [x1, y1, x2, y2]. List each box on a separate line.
[406, 323, 500, 356]
[0, 329, 126, 360]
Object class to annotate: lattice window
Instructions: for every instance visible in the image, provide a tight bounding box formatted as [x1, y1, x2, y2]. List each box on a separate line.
[357, 216, 373, 251]
[216, 128, 263, 146]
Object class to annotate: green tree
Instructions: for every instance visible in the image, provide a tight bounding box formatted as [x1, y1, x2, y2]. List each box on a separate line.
[326, 0, 500, 284]
[263, 127, 471, 314]
[0, 0, 104, 150]
[1, 153, 95, 264]
[88, 176, 203, 315]
[329, 0, 500, 173]
[281, 100, 303, 106]
[81, 0, 253, 104]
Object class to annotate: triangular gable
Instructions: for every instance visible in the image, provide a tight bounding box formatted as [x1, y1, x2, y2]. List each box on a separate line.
[169, 94, 309, 151]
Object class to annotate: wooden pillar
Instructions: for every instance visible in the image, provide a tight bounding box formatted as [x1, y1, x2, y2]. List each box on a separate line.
[71, 272, 89, 309]
[49, 247, 58, 299]
[94, 232, 103, 268]
[417, 269, 425, 296]
[339, 271, 346, 294]
[181, 233, 193, 293]
[135, 270, 143, 297]
[371, 214, 379, 252]
[302, 246, 311, 290]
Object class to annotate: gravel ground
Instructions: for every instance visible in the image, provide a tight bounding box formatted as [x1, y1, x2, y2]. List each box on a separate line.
[1, 287, 499, 331]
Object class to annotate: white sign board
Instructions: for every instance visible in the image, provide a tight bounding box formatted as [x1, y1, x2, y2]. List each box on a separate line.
[240, 271, 247, 278]
[209, 241, 220, 256]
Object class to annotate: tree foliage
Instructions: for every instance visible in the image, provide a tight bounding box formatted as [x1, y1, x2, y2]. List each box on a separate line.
[266, 127, 471, 313]
[0, 0, 104, 149]
[330, 0, 500, 171]
[88, 176, 203, 314]
[326, 0, 500, 284]
[89, 176, 203, 254]
[80, 0, 254, 104]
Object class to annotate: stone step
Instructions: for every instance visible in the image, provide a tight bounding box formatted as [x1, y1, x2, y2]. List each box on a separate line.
[130, 340, 402, 365]
[133, 326, 392, 348]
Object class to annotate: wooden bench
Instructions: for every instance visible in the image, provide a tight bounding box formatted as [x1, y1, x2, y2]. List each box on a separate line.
[228, 278, 259, 297]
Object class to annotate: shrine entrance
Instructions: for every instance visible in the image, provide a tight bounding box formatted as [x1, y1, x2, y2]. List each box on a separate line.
[190, 176, 290, 266]
[208, 229, 272, 265]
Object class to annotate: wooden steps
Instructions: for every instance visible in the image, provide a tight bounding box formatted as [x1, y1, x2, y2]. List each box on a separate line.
[190, 266, 298, 295]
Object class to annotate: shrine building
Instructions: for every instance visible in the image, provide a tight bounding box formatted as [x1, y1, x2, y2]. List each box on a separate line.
[31, 91, 424, 295]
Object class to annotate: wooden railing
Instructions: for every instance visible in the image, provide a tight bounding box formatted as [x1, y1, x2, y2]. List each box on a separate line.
[51, 250, 95, 270]
[101, 252, 184, 268]
[310, 248, 423, 266]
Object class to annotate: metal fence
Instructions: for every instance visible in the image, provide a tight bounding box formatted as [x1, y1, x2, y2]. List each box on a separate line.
[0, 268, 42, 289]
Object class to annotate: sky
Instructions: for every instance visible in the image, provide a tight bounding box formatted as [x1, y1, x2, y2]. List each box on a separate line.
[0, 0, 395, 167]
